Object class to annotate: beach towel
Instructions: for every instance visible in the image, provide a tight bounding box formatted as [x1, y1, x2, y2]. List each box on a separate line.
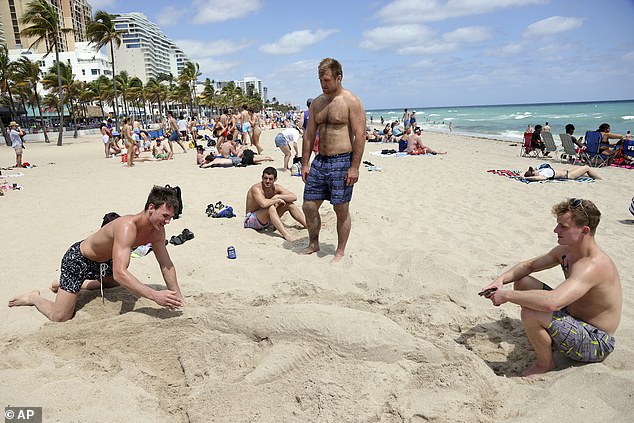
[487, 169, 595, 184]
[630, 197, 634, 216]
[370, 151, 432, 158]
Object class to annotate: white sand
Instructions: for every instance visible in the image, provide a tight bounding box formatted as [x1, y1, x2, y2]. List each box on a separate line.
[1, 130, 633, 422]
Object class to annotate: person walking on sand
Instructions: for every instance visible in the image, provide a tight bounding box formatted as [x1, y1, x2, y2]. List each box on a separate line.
[301, 58, 366, 263]
[8, 186, 185, 322]
[244, 166, 307, 241]
[481, 198, 621, 377]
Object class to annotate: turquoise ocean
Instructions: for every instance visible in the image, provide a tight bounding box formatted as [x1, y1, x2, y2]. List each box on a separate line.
[367, 100, 634, 143]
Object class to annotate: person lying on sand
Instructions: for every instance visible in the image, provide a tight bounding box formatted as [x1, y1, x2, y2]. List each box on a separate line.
[480, 198, 621, 377]
[244, 166, 307, 241]
[8, 186, 184, 321]
[199, 151, 273, 168]
[523, 164, 601, 181]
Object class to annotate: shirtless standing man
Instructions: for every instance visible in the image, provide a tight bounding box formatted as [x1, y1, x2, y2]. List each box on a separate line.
[481, 198, 621, 377]
[301, 58, 366, 262]
[240, 104, 252, 145]
[9, 186, 185, 321]
[244, 167, 307, 241]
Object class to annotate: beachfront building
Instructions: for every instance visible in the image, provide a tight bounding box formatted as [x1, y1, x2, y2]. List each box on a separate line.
[110, 12, 189, 84]
[9, 41, 112, 84]
[0, 0, 92, 52]
[214, 77, 268, 102]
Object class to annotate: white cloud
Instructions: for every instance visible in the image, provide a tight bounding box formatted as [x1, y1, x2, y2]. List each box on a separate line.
[88, 0, 118, 9]
[259, 29, 338, 55]
[443, 26, 493, 43]
[175, 39, 251, 58]
[376, 0, 549, 23]
[360, 24, 436, 51]
[156, 6, 185, 27]
[523, 16, 584, 38]
[191, 0, 263, 24]
[484, 42, 524, 56]
[623, 51, 634, 64]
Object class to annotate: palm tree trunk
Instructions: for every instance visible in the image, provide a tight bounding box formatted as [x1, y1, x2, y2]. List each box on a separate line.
[72, 99, 78, 138]
[109, 42, 119, 132]
[55, 47, 64, 146]
[34, 85, 50, 143]
[0, 118, 10, 146]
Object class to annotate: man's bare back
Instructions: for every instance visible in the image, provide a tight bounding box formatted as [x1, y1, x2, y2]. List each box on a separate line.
[553, 244, 622, 334]
[81, 214, 166, 263]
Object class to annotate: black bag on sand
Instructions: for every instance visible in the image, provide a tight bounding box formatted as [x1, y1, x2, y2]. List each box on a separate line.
[241, 149, 255, 166]
[165, 184, 183, 219]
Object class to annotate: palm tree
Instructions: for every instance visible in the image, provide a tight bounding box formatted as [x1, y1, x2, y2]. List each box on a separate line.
[115, 71, 132, 118]
[88, 75, 112, 117]
[86, 11, 121, 130]
[42, 62, 80, 137]
[21, 0, 73, 146]
[14, 56, 50, 142]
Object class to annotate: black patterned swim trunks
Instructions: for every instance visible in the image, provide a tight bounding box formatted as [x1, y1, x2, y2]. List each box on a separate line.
[59, 241, 113, 294]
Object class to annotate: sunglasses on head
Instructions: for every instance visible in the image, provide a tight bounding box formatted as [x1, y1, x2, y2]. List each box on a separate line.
[570, 198, 589, 220]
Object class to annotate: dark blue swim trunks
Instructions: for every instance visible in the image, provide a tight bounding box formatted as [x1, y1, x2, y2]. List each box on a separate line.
[59, 241, 113, 294]
[303, 153, 353, 205]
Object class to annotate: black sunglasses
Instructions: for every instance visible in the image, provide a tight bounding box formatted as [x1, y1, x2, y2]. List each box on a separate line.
[570, 198, 589, 220]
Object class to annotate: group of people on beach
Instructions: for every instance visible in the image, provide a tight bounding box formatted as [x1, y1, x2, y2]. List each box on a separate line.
[7, 58, 623, 381]
[525, 121, 631, 164]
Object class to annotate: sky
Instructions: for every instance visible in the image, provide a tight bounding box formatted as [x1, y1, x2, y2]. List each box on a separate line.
[89, 0, 634, 109]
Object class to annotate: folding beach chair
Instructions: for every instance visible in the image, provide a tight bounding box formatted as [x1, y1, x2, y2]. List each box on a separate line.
[520, 132, 543, 158]
[559, 133, 583, 164]
[541, 131, 557, 157]
[583, 131, 613, 167]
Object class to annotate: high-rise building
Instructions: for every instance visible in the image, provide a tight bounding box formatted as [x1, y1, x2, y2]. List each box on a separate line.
[0, 0, 92, 52]
[214, 77, 268, 102]
[110, 12, 189, 84]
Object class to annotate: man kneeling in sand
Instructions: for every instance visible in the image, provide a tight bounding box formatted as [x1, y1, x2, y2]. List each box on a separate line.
[9, 186, 185, 321]
[481, 198, 621, 377]
[405, 127, 446, 155]
[244, 166, 307, 241]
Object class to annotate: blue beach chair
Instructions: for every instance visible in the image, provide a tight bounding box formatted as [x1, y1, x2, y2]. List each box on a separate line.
[583, 131, 613, 167]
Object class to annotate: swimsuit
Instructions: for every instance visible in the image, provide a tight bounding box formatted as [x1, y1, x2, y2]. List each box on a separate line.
[59, 241, 113, 294]
[303, 153, 353, 205]
[541, 283, 615, 362]
[547, 309, 615, 362]
[244, 211, 271, 230]
[241, 122, 252, 133]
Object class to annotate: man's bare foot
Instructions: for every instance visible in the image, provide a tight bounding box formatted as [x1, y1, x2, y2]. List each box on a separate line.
[330, 251, 345, 263]
[521, 362, 554, 378]
[300, 244, 320, 255]
[8, 290, 40, 307]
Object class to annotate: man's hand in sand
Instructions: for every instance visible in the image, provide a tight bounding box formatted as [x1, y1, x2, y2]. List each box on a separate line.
[153, 289, 184, 310]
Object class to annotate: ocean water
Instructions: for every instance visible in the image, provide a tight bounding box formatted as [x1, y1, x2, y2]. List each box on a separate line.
[367, 100, 634, 143]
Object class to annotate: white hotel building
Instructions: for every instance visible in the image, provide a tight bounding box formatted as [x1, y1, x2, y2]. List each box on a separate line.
[110, 12, 189, 84]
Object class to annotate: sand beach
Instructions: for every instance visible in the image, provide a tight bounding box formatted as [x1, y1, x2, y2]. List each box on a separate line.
[1, 129, 633, 422]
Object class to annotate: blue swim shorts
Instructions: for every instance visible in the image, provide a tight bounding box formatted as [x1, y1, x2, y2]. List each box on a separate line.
[303, 153, 353, 205]
[242, 122, 252, 133]
[59, 241, 113, 294]
[275, 133, 288, 148]
[244, 211, 271, 230]
[168, 130, 180, 142]
[547, 309, 616, 363]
